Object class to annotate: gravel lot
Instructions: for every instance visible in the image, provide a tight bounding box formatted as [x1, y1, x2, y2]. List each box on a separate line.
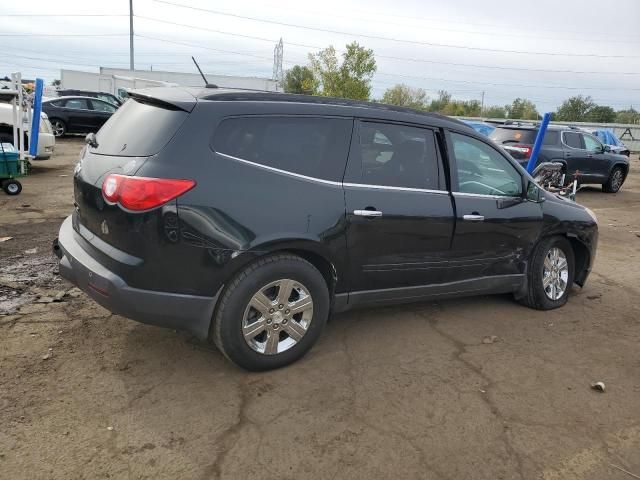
[1, 138, 639, 479]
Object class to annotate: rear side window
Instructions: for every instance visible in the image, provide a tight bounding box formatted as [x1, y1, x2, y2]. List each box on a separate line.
[353, 121, 439, 190]
[94, 99, 188, 157]
[212, 116, 353, 182]
[563, 131, 583, 149]
[64, 99, 89, 110]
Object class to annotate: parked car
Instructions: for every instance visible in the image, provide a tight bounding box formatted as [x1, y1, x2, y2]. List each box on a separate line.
[490, 123, 629, 193]
[0, 103, 55, 159]
[461, 120, 496, 137]
[54, 88, 598, 371]
[581, 128, 630, 157]
[42, 96, 117, 137]
[56, 89, 123, 107]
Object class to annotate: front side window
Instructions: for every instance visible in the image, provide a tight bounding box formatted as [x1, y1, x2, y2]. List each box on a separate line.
[582, 134, 602, 152]
[212, 116, 353, 182]
[451, 132, 522, 197]
[355, 121, 439, 190]
[563, 131, 583, 149]
[64, 99, 89, 110]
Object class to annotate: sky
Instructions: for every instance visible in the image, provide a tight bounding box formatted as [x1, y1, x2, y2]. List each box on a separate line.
[2, 0, 640, 112]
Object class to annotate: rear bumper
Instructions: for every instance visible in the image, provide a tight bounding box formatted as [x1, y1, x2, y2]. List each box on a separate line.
[55, 215, 218, 340]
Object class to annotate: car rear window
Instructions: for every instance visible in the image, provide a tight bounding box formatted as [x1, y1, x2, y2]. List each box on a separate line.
[212, 116, 353, 182]
[93, 99, 188, 157]
[490, 127, 558, 146]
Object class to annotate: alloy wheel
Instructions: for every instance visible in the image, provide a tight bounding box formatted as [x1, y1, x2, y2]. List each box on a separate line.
[52, 121, 65, 137]
[242, 279, 314, 355]
[611, 170, 623, 191]
[542, 247, 569, 301]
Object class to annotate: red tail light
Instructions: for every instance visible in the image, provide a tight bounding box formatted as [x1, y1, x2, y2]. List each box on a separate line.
[102, 174, 196, 211]
[508, 144, 533, 158]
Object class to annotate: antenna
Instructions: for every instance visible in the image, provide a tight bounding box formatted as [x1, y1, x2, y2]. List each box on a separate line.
[192, 56, 217, 88]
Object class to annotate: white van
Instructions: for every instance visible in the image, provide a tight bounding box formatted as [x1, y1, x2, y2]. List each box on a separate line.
[0, 103, 56, 159]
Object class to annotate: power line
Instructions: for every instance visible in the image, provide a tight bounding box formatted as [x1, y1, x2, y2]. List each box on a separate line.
[151, 0, 640, 58]
[2, 14, 128, 17]
[134, 16, 640, 77]
[0, 33, 128, 37]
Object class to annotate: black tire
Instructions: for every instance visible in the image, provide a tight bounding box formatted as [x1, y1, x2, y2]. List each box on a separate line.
[603, 166, 624, 193]
[517, 236, 575, 310]
[2, 179, 22, 195]
[211, 253, 330, 371]
[49, 118, 66, 137]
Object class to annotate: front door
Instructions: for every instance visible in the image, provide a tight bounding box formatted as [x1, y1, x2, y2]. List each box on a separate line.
[445, 131, 543, 284]
[344, 120, 455, 298]
[581, 133, 611, 183]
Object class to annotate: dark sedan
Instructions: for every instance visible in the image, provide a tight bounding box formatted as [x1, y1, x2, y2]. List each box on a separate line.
[42, 96, 117, 137]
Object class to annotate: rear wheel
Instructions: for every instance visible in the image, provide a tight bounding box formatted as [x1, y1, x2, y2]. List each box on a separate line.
[517, 236, 574, 310]
[2, 179, 22, 195]
[50, 119, 66, 137]
[603, 167, 624, 193]
[211, 253, 329, 371]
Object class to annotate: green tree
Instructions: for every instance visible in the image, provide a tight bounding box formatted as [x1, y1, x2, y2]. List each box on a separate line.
[428, 90, 452, 113]
[381, 84, 428, 110]
[308, 42, 376, 100]
[283, 65, 316, 95]
[505, 98, 539, 120]
[615, 108, 640, 124]
[555, 95, 595, 122]
[587, 105, 616, 123]
[441, 100, 481, 117]
[484, 105, 507, 118]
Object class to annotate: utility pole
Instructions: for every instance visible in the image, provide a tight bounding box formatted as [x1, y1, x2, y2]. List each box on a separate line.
[481, 91, 485, 119]
[129, 0, 134, 70]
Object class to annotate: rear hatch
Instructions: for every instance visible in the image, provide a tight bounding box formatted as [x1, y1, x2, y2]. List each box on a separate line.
[73, 91, 194, 259]
[490, 127, 537, 162]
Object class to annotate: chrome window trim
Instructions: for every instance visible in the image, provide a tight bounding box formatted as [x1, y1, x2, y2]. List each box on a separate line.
[215, 152, 343, 186]
[216, 152, 448, 194]
[452, 191, 520, 199]
[343, 183, 447, 195]
[561, 131, 585, 151]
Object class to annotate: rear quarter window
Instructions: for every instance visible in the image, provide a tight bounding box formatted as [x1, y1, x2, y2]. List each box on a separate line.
[93, 99, 188, 157]
[212, 116, 353, 182]
[490, 128, 537, 145]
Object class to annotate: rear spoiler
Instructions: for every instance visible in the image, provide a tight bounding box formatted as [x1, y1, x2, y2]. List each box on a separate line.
[128, 88, 197, 113]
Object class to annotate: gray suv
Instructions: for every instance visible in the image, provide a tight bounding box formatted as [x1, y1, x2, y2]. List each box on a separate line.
[490, 124, 629, 193]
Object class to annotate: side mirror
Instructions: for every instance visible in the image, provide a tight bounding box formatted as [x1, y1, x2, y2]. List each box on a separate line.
[603, 145, 611, 153]
[526, 180, 545, 203]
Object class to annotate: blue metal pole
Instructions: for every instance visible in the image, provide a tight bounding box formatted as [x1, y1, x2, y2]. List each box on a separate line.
[29, 78, 44, 158]
[526, 112, 551, 174]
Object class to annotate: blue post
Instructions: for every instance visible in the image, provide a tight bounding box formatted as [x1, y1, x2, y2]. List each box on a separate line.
[526, 112, 551, 174]
[28, 78, 44, 158]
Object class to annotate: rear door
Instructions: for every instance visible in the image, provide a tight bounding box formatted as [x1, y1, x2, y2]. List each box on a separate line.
[445, 131, 543, 283]
[561, 131, 588, 181]
[62, 98, 93, 132]
[343, 120, 455, 296]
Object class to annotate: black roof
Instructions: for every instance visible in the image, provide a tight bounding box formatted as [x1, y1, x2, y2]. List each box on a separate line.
[131, 87, 473, 131]
[495, 123, 572, 131]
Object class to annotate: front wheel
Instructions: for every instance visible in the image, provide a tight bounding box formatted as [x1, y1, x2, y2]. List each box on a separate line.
[50, 119, 66, 137]
[603, 167, 624, 193]
[517, 236, 575, 310]
[211, 253, 329, 371]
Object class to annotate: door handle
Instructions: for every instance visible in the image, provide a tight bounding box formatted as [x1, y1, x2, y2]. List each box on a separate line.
[463, 214, 484, 222]
[354, 209, 383, 218]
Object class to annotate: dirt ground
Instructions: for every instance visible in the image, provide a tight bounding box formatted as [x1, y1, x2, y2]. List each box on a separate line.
[1, 138, 639, 480]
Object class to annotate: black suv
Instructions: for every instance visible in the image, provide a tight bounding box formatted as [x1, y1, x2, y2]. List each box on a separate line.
[490, 124, 629, 193]
[55, 88, 598, 370]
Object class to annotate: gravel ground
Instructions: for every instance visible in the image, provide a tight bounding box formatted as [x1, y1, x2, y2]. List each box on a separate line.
[1, 138, 639, 480]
